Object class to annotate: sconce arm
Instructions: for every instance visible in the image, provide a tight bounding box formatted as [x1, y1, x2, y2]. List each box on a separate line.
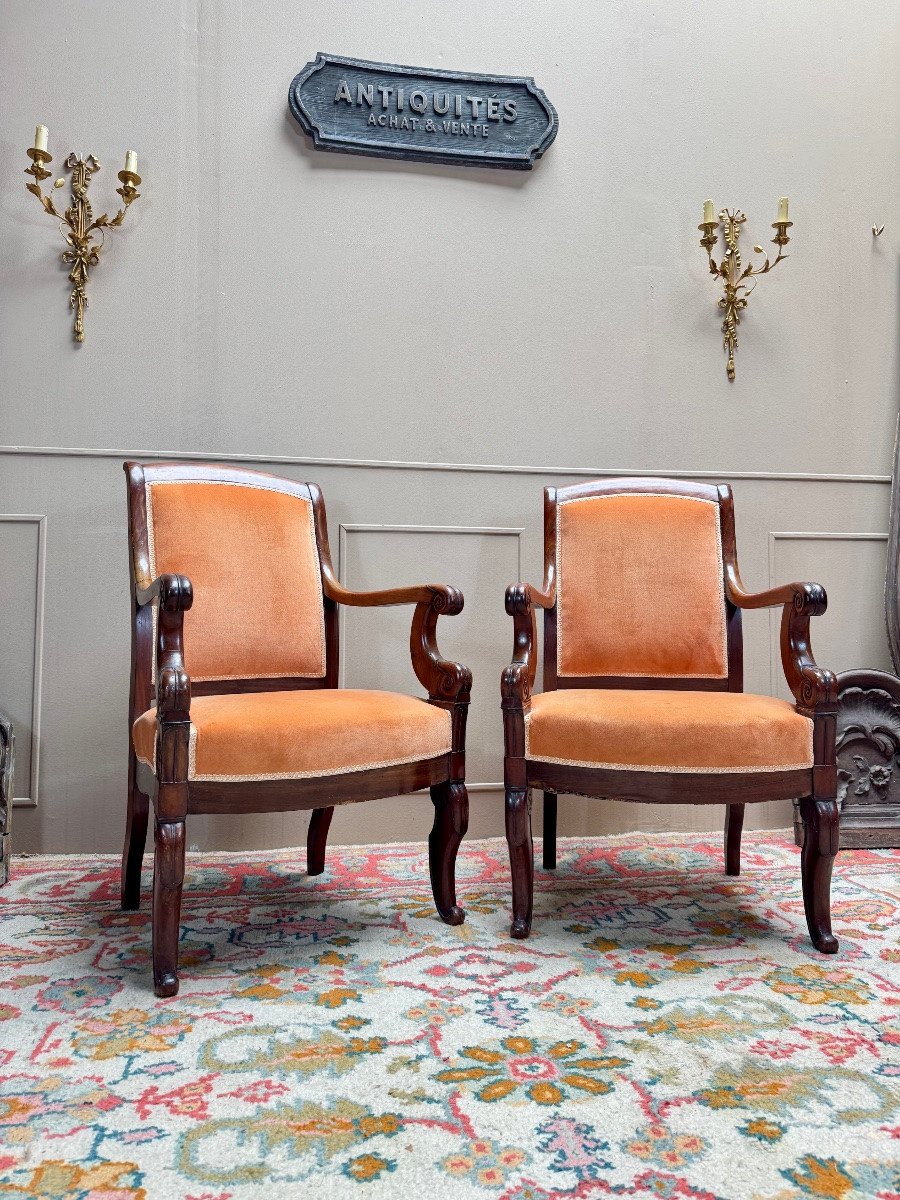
[24, 179, 64, 221]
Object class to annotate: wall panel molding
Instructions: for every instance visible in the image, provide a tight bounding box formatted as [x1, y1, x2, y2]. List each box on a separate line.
[0, 445, 890, 485]
[0, 515, 47, 808]
[337, 523, 524, 791]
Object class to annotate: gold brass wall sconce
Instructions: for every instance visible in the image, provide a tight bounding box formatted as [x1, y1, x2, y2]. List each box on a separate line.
[698, 198, 792, 380]
[24, 126, 142, 343]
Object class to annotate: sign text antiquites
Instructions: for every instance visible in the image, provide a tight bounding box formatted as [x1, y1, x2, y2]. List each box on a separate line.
[289, 54, 558, 170]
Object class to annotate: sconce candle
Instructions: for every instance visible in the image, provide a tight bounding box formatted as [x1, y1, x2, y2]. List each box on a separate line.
[698, 202, 792, 380]
[703, 199, 715, 224]
[23, 134, 143, 342]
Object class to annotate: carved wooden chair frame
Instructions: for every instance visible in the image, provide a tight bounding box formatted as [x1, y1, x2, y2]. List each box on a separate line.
[124, 461, 471, 996]
[501, 478, 839, 953]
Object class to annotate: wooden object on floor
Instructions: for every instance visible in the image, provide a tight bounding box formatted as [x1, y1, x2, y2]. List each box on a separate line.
[123, 462, 471, 996]
[502, 477, 839, 954]
[792, 669, 900, 849]
[0, 711, 12, 887]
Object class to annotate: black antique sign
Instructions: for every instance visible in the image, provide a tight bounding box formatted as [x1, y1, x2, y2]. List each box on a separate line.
[289, 53, 558, 171]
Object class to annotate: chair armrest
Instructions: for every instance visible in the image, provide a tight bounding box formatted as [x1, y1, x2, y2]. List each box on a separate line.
[725, 570, 824, 613]
[725, 567, 836, 714]
[324, 579, 446, 608]
[409, 587, 472, 704]
[136, 572, 193, 612]
[501, 582, 553, 706]
[324, 578, 471, 704]
[136, 573, 193, 719]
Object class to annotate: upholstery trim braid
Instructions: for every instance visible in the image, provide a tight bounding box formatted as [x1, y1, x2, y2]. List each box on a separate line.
[146, 479, 327, 683]
[556, 493, 729, 679]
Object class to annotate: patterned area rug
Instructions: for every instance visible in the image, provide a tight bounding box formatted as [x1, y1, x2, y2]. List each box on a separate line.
[1, 832, 898, 1200]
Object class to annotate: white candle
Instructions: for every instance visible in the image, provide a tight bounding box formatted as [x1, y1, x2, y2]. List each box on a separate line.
[125, 149, 137, 174]
[34, 125, 49, 153]
[703, 199, 715, 224]
[777, 196, 789, 223]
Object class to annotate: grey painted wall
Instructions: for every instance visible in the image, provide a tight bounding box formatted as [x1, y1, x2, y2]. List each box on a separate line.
[1, 0, 898, 852]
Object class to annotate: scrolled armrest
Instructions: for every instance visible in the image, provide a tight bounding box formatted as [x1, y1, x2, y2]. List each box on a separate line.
[502, 581, 553, 706]
[409, 586, 471, 703]
[506, 581, 555, 613]
[325, 571, 469, 703]
[725, 567, 834, 713]
[324, 577, 462, 611]
[136, 574, 193, 718]
[157, 663, 191, 719]
[136, 572, 194, 613]
[726, 571, 826, 616]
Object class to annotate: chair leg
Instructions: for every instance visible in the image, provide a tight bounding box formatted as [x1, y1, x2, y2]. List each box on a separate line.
[121, 748, 149, 910]
[542, 791, 558, 870]
[724, 803, 744, 876]
[307, 806, 334, 876]
[799, 794, 839, 954]
[152, 818, 186, 997]
[429, 781, 468, 926]
[506, 788, 533, 939]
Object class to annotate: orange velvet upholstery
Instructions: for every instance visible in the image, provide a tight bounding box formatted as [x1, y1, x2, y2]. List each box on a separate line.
[525, 690, 813, 772]
[146, 480, 326, 681]
[133, 689, 452, 780]
[556, 493, 728, 678]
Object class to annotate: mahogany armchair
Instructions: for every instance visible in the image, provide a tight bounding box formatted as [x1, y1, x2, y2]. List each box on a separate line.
[502, 478, 839, 953]
[123, 462, 471, 996]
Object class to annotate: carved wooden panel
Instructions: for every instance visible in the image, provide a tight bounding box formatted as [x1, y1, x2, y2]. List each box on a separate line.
[793, 670, 900, 848]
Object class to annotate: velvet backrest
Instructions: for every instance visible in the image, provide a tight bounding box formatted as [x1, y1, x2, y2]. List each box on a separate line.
[126, 463, 330, 697]
[544, 478, 741, 690]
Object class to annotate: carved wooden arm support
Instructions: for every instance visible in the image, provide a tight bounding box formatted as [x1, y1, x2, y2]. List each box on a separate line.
[725, 568, 836, 714]
[502, 582, 555, 708]
[136, 573, 193, 720]
[324, 578, 471, 704]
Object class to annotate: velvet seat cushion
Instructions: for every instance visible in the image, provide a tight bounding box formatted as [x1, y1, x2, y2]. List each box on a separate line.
[525, 690, 813, 772]
[133, 690, 452, 781]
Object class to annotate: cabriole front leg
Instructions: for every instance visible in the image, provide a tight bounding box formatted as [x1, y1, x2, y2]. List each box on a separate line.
[506, 787, 533, 938]
[799, 794, 839, 954]
[152, 818, 186, 996]
[429, 780, 468, 925]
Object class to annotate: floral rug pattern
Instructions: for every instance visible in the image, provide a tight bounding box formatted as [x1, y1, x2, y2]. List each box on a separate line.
[0, 832, 898, 1199]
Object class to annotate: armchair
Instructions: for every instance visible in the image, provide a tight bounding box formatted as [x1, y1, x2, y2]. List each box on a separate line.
[502, 478, 839, 953]
[124, 462, 471, 995]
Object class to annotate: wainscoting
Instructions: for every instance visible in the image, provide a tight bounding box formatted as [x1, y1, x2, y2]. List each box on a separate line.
[2, 445, 892, 853]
